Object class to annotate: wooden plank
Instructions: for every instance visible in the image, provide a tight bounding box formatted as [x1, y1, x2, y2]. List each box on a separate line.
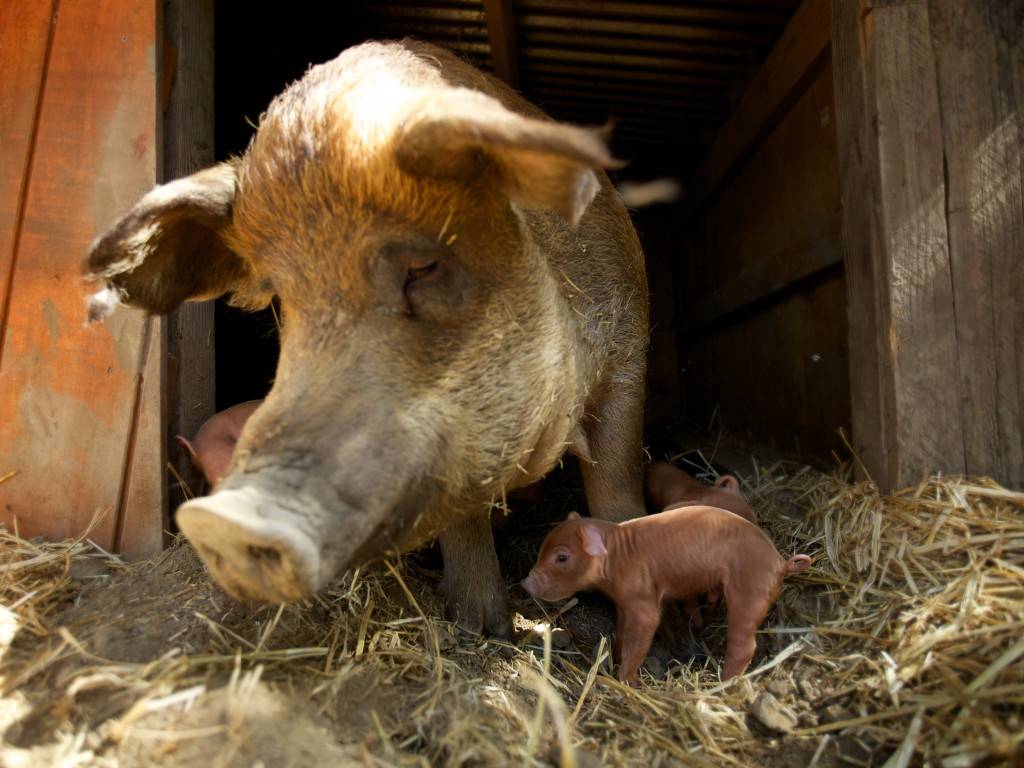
[927, 0, 1024, 487]
[118, 314, 166, 556]
[874, 3, 964, 483]
[681, 212, 842, 334]
[0, 0, 163, 554]
[517, 13, 778, 45]
[683, 0, 832, 213]
[831, 0, 893, 485]
[676, 62, 848, 457]
[164, 0, 216, 511]
[0, 2, 56, 354]
[832, 0, 966, 489]
[680, 272, 849, 457]
[482, 0, 519, 88]
[518, 1, 792, 28]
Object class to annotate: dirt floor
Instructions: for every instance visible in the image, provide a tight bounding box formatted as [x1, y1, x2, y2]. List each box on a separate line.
[1, 435, 1022, 767]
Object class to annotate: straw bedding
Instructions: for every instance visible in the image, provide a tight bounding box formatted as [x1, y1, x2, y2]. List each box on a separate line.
[0, 458, 1021, 767]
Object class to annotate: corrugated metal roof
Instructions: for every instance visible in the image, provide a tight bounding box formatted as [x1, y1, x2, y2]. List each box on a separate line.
[345, 0, 799, 178]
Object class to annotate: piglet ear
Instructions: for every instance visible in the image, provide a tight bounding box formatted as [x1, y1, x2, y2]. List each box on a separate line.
[175, 435, 199, 465]
[566, 511, 581, 521]
[578, 523, 607, 557]
[715, 475, 740, 492]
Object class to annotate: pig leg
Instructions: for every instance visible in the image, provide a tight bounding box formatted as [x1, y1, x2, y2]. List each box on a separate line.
[578, 382, 646, 523]
[614, 598, 662, 685]
[439, 512, 512, 638]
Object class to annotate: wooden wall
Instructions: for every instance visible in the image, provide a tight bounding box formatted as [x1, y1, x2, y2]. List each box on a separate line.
[0, 0, 164, 555]
[675, 0, 848, 456]
[165, 0, 216, 509]
[833, 0, 1023, 489]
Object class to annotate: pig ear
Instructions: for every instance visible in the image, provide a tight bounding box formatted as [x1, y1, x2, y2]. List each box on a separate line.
[566, 511, 581, 521]
[394, 89, 620, 226]
[577, 523, 607, 557]
[83, 163, 270, 318]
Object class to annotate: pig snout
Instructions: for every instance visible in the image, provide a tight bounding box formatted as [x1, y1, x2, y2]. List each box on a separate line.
[175, 398, 436, 604]
[177, 486, 331, 602]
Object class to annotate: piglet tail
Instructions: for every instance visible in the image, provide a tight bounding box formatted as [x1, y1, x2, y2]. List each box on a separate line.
[785, 555, 813, 573]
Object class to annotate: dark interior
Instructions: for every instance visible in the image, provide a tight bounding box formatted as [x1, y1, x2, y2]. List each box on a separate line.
[212, 0, 847, 459]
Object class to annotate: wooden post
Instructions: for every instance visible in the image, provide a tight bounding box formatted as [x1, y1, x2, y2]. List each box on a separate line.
[482, 0, 520, 88]
[164, 0, 216, 510]
[833, 0, 1023, 489]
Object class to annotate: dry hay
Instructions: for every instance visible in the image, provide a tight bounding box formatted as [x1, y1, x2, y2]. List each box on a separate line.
[0, 462, 1021, 767]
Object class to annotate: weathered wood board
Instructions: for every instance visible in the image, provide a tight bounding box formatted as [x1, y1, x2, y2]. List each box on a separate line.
[0, 0, 164, 556]
[833, 0, 1023, 489]
[679, 60, 849, 457]
[164, 0, 216, 510]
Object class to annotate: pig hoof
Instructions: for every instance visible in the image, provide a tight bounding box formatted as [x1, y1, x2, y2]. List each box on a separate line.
[441, 587, 512, 639]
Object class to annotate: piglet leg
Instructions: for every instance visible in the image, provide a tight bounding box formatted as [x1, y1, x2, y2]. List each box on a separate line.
[439, 512, 512, 639]
[614, 599, 661, 685]
[721, 598, 768, 679]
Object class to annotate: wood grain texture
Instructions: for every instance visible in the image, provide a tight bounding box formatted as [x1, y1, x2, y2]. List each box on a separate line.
[0, 2, 56, 355]
[0, 0, 163, 555]
[682, 212, 842, 334]
[831, 0, 894, 484]
[164, 0, 216, 511]
[678, 63, 849, 457]
[684, 0, 832, 214]
[873, 1, 964, 484]
[833, 0, 1022, 489]
[482, 0, 520, 88]
[928, 0, 1024, 488]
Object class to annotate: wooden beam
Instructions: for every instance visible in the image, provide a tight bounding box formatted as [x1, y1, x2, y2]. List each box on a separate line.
[926, 0, 1024, 488]
[681, 213, 843, 335]
[684, 0, 832, 214]
[833, 0, 983, 489]
[482, 0, 519, 88]
[164, 0, 216, 511]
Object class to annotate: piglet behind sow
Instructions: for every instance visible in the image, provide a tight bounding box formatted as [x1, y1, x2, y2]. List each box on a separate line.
[176, 400, 264, 490]
[522, 509, 811, 684]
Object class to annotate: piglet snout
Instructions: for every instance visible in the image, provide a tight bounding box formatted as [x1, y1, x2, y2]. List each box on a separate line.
[520, 573, 540, 597]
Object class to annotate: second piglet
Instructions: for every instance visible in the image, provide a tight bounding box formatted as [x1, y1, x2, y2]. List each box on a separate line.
[176, 400, 263, 490]
[521, 509, 811, 684]
[645, 460, 755, 524]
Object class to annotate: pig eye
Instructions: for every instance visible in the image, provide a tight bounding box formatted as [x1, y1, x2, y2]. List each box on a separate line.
[555, 553, 569, 564]
[404, 260, 438, 289]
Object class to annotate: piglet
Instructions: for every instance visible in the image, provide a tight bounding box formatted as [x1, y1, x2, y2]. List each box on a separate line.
[176, 400, 263, 489]
[645, 460, 756, 629]
[645, 460, 755, 524]
[521, 509, 811, 684]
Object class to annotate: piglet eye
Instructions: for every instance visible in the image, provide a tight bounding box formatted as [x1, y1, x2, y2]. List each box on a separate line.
[555, 553, 569, 564]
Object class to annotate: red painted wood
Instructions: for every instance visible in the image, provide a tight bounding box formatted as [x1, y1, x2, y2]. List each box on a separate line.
[0, 0, 164, 556]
